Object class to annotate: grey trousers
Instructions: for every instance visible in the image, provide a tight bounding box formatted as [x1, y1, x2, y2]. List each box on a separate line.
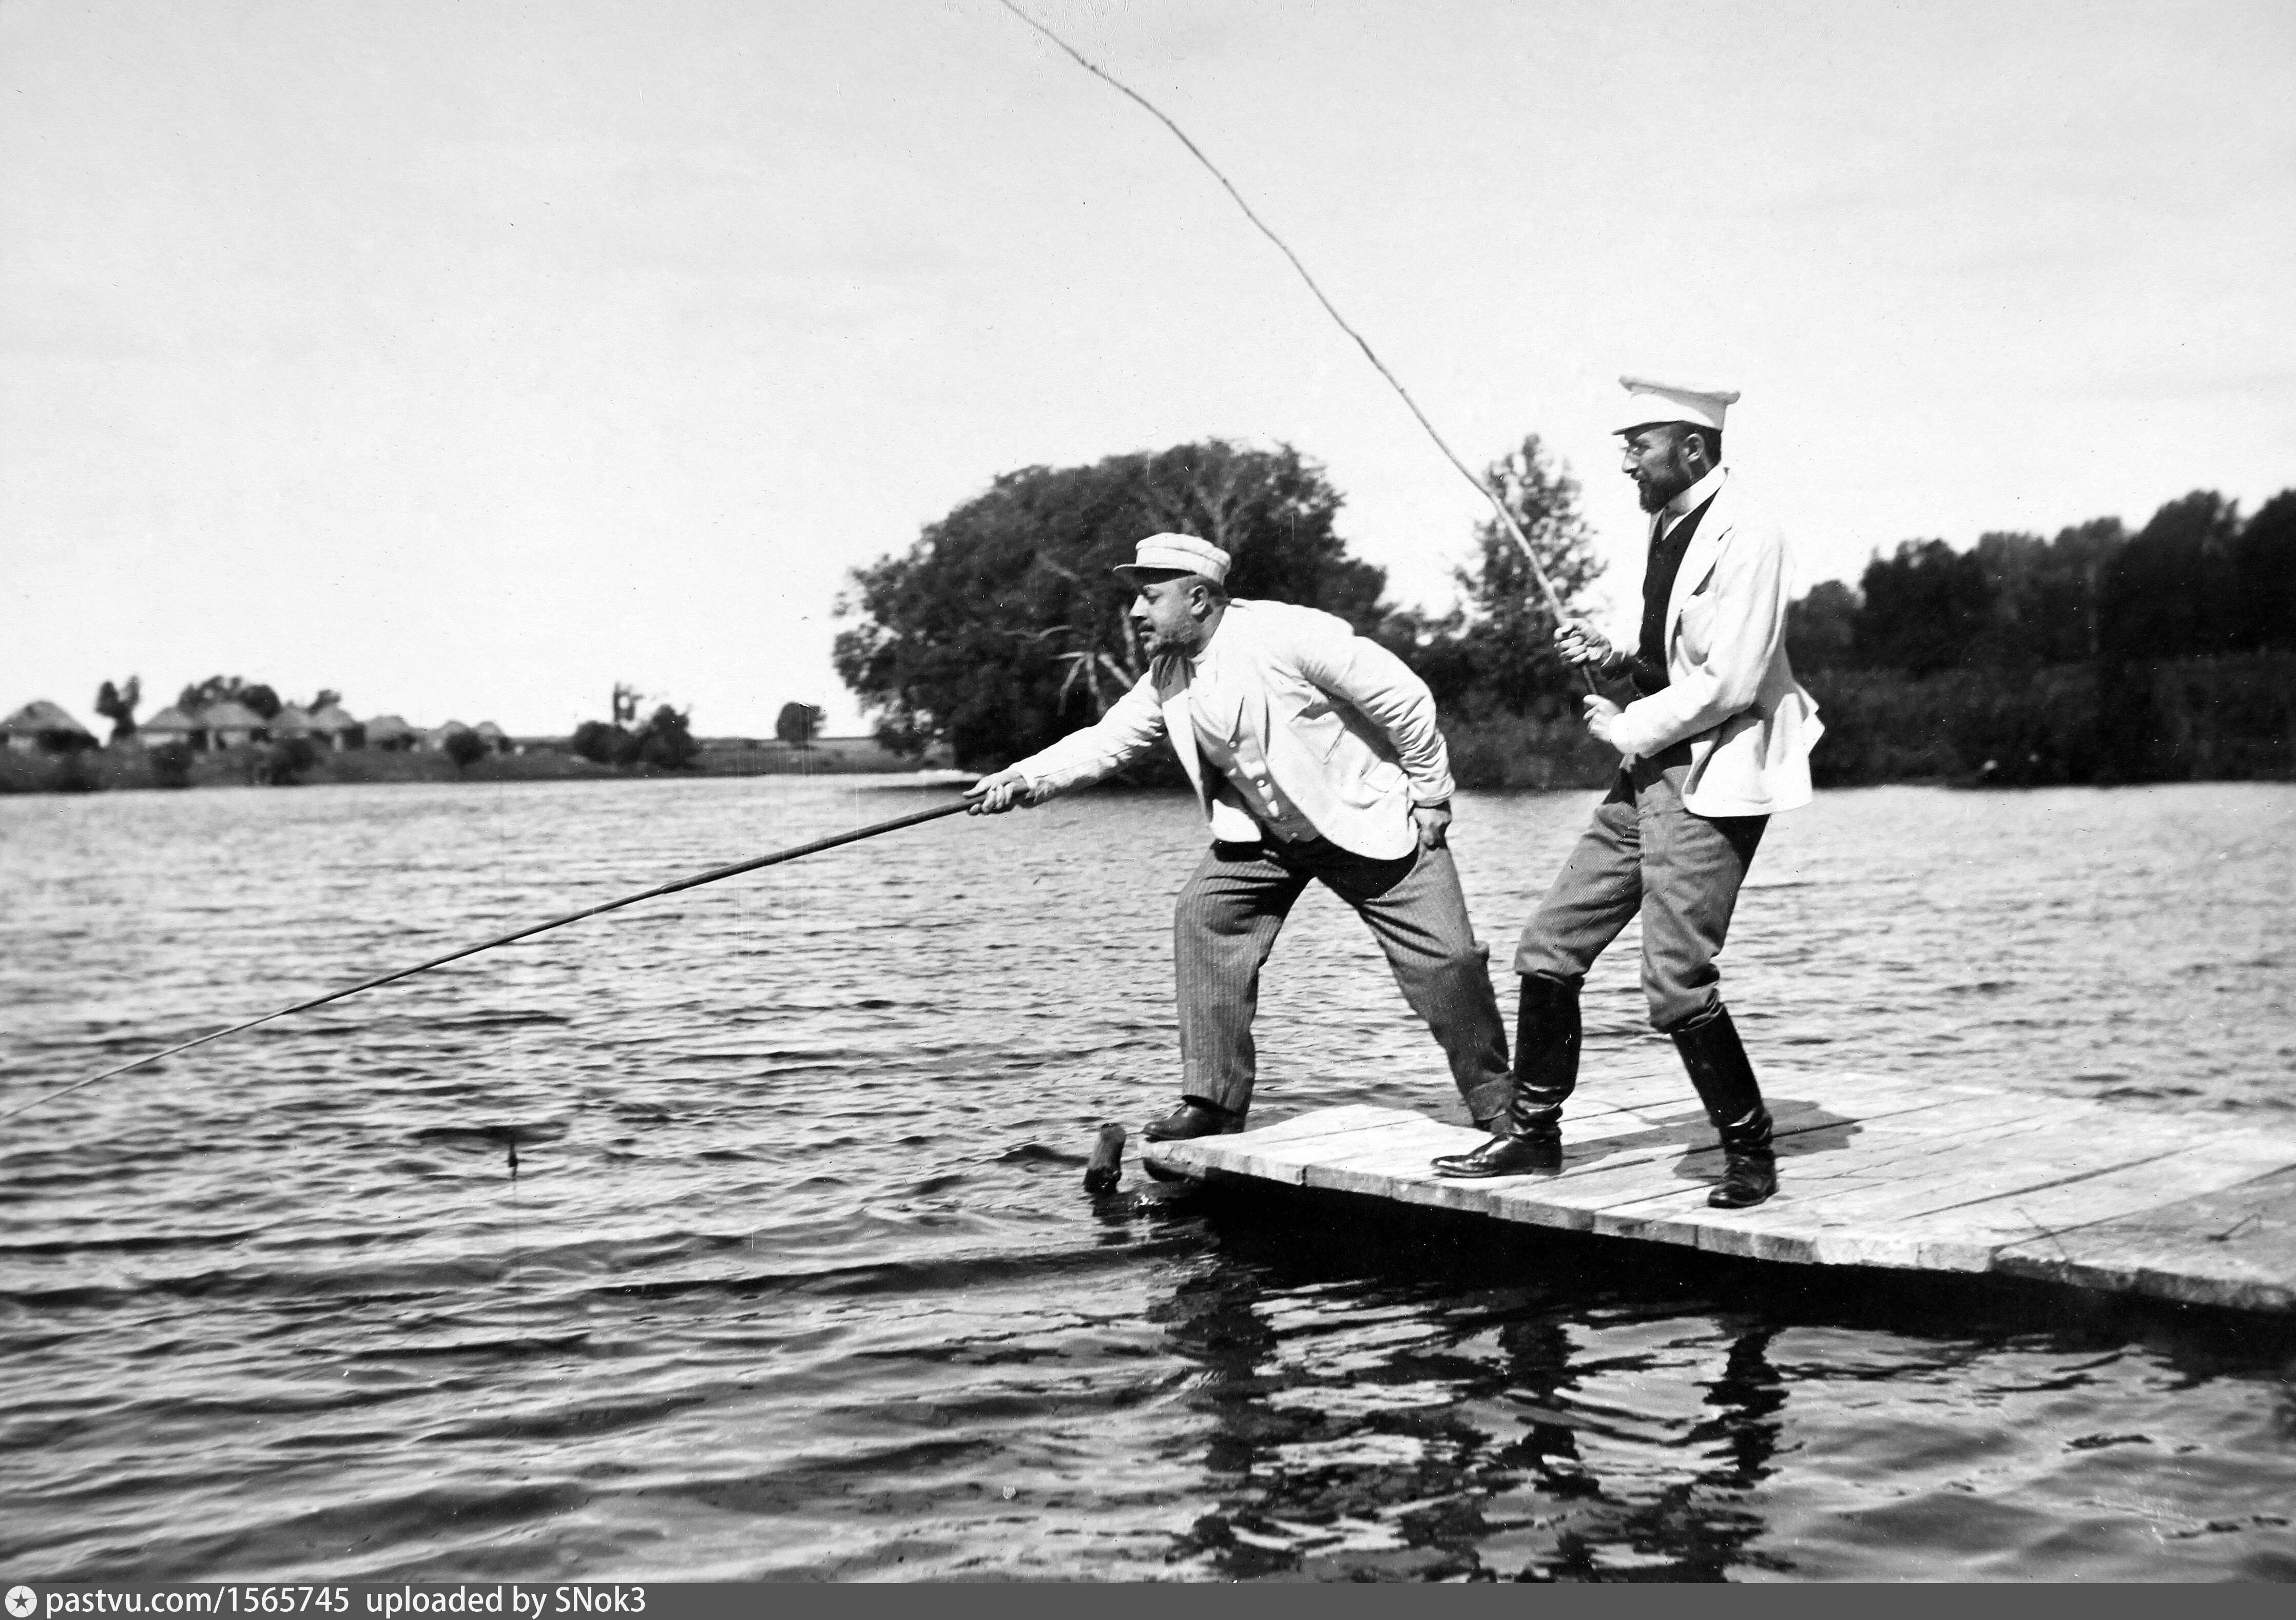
[1515, 754, 1768, 1031]
[1174, 836, 1513, 1122]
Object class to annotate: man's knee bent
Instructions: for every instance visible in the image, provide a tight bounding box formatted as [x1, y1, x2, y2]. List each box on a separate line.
[1516, 928, 1594, 983]
[1645, 976, 1720, 1033]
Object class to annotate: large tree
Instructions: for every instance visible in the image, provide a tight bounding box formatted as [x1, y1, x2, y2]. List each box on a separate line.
[2098, 490, 2242, 666]
[834, 440, 1386, 769]
[1393, 434, 1603, 720]
[177, 675, 282, 719]
[775, 701, 826, 748]
[1853, 539, 1994, 676]
[2231, 490, 2295, 652]
[93, 676, 141, 743]
[1784, 581, 1860, 672]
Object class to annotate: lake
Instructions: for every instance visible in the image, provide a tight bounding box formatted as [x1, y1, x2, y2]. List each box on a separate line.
[2, 775, 2292, 1580]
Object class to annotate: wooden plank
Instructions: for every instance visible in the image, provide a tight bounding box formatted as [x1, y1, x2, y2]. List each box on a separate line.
[1141, 1087, 2296, 1314]
[1992, 1165, 2296, 1313]
[1160, 1083, 2053, 1236]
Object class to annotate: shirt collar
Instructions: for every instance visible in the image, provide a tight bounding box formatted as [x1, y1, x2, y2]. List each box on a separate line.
[1183, 607, 1230, 672]
[1662, 464, 1728, 529]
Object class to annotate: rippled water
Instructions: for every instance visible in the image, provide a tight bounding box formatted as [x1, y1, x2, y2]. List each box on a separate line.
[3, 776, 2293, 1581]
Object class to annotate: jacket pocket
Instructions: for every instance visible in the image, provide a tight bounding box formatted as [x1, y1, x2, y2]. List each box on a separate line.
[1678, 595, 1718, 663]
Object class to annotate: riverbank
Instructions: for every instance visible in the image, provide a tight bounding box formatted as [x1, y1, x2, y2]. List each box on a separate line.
[0, 733, 959, 794]
[10, 650, 2287, 796]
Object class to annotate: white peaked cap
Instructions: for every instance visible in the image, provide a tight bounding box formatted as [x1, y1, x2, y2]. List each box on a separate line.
[1613, 376, 1742, 435]
[1113, 532, 1232, 585]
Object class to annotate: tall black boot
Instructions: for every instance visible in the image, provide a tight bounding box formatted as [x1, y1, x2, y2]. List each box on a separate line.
[1670, 1003, 1776, 1209]
[1433, 975, 1579, 1178]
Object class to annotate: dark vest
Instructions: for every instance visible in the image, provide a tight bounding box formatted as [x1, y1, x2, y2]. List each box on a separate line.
[1630, 494, 1718, 694]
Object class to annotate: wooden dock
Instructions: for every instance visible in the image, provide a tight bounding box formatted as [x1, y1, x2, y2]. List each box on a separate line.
[1141, 1071, 2296, 1314]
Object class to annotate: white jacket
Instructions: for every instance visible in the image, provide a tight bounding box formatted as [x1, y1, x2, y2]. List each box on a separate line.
[1606, 471, 1823, 816]
[1012, 599, 1452, 859]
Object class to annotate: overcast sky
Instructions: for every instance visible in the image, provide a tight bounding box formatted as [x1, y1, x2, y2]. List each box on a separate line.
[6, 0, 2291, 736]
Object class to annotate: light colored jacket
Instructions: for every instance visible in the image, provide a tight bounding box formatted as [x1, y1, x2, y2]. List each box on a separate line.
[1012, 598, 1453, 859]
[1605, 471, 1823, 816]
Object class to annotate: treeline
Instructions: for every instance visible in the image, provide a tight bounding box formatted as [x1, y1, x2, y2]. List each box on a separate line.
[833, 436, 1609, 788]
[1790, 490, 2294, 785]
[833, 439, 2292, 790]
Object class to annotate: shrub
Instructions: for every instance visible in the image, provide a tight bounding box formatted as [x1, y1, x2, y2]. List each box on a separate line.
[1440, 715, 1618, 791]
[148, 742, 195, 790]
[260, 736, 318, 785]
[571, 720, 627, 765]
[634, 705, 700, 770]
[442, 729, 490, 771]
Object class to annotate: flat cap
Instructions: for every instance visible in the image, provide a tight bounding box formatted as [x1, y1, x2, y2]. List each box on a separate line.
[1112, 532, 1231, 585]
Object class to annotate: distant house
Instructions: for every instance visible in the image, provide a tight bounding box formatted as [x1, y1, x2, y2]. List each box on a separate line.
[422, 720, 473, 752]
[473, 720, 512, 755]
[1, 700, 98, 754]
[271, 704, 315, 739]
[364, 715, 417, 751]
[307, 702, 364, 750]
[200, 699, 269, 748]
[138, 705, 206, 750]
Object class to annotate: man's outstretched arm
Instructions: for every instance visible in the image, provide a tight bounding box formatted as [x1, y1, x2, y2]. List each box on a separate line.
[965, 668, 1168, 815]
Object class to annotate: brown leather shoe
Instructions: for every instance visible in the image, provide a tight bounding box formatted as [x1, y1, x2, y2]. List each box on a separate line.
[1144, 1100, 1244, 1142]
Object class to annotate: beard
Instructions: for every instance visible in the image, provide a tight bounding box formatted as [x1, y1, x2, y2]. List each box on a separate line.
[1634, 460, 1693, 513]
[1142, 621, 1205, 658]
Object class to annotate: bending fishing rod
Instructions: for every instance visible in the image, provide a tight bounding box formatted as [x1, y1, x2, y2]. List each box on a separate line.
[996, 1, 1595, 692]
[4, 797, 972, 1123]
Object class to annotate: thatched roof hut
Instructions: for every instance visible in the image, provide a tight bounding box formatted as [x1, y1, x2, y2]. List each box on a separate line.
[423, 720, 473, 752]
[200, 699, 268, 747]
[364, 714, 417, 751]
[1, 699, 97, 753]
[139, 705, 204, 747]
[270, 704, 315, 738]
[307, 702, 363, 748]
[473, 720, 511, 754]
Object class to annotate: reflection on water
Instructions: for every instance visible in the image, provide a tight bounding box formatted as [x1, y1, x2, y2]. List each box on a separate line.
[1147, 1202, 2294, 1582]
[1, 777, 2292, 1580]
[1154, 1216, 1790, 1580]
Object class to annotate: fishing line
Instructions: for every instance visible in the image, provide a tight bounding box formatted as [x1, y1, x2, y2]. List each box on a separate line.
[7, 798, 972, 1122]
[996, 0, 1594, 691]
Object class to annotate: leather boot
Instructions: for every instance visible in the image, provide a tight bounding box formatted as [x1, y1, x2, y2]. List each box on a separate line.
[1670, 1003, 1777, 1208]
[1433, 976, 1578, 1178]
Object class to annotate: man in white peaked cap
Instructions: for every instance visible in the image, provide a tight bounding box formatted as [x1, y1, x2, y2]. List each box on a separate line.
[1432, 380, 1822, 1207]
[965, 532, 1513, 1142]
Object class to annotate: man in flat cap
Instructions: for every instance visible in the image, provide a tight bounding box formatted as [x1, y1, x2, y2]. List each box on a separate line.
[966, 532, 1513, 1141]
[1433, 380, 1822, 1207]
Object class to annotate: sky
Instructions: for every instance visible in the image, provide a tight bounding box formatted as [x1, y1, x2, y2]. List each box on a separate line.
[5, 0, 2292, 737]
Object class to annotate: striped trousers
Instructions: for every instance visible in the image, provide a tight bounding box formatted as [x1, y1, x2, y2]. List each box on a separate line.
[1172, 837, 1513, 1123]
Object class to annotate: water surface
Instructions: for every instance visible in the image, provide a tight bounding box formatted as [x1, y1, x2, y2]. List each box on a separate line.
[2, 776, 2292, 1579]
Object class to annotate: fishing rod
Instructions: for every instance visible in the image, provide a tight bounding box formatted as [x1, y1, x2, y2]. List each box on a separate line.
[996, 1, 1596, 692]
[4, 797, 971, 1123]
